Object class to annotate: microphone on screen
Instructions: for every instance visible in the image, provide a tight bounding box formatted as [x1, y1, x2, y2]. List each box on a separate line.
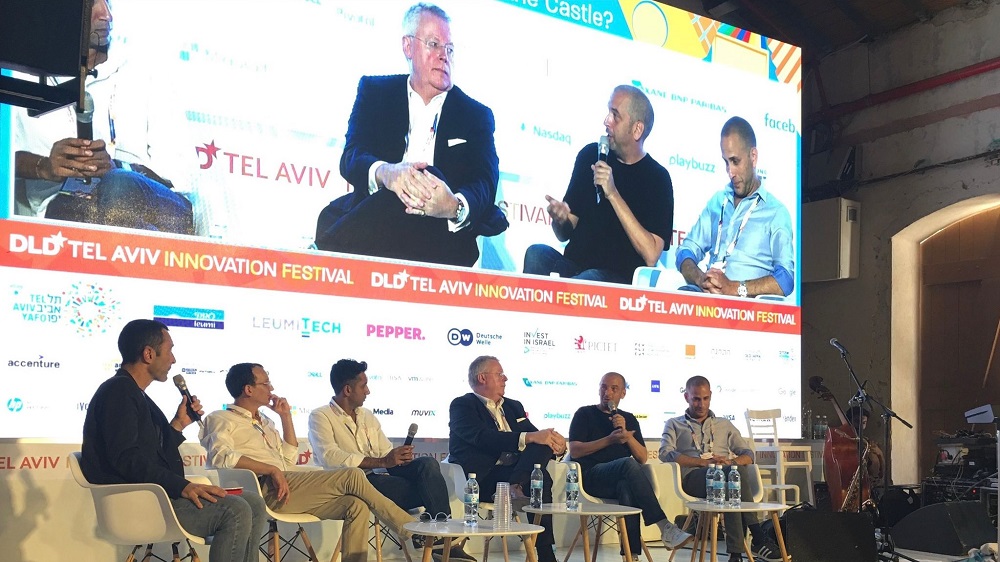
[596, 135, 609, 203]
[172, 374, 204, 429]
[76, 91, 95, 184]
[403, 423, 418, 446]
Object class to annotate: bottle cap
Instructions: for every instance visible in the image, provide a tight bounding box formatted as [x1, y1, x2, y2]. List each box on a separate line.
[469, 473, 476, 478]
[534, 464, 541, 468]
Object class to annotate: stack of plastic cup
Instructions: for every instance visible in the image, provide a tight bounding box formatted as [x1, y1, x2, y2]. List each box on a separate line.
[494, 482, 512, 531]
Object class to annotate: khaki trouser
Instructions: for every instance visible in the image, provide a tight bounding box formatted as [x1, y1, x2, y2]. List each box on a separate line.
[263, 467, 414, 562]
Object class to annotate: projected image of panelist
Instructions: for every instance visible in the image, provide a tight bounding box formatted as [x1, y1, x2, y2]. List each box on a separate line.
[315, 3, 507, 267]
[568, 372, 692, 551]
[199, 362, 415, 562]
[675, 116, 795, 298]
[12, 0, 194, 234]
[309, 359, 474, 562]
[522, 85, 674, 285]
[449, 356, 566, 562]
[80, 320, 267, 562]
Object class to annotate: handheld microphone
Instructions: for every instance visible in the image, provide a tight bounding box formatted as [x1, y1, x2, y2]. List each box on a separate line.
[172, 375, 204, 429]
[829, 338, 848, 356]
[76, 91, 95, 184]
[596, 135, 609, 203]
[403, 423, 418, 446]
[76, 91, 94, 142]
[607, 400, 618, 417]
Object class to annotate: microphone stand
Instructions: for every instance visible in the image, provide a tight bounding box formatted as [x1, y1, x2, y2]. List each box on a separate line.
[837, 345, 919, 562]
[836, 346, 868, 515]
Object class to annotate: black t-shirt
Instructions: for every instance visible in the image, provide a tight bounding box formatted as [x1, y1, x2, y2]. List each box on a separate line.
[568, 404, 645, 474]
[563, 143, 674, 277]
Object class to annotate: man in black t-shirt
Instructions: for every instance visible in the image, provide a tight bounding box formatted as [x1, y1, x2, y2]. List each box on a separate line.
[568, 373, 691, 555]
[523, 85, 674, 284]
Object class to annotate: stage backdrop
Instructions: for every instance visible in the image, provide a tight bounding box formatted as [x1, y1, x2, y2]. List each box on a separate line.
[0, 0, 803, 444]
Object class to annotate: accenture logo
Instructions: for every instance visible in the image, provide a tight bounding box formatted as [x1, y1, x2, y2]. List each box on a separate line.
[8, 356, 61, 368]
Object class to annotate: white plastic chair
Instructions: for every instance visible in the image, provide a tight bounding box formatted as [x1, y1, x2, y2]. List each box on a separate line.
[745, 409, 814, 505]
[69, 451, 208, 562]
[211, 467, 325, 562]
[563, 460, 654, 562]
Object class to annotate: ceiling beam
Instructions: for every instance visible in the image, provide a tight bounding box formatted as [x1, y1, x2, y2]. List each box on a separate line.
[899, 0, 932, 22]
[828, 0, 877, 39]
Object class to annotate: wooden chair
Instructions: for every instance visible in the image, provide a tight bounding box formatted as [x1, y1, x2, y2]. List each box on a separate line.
[745, 409, 814, 505]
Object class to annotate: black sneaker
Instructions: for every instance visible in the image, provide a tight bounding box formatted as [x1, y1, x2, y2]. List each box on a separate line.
[446, 543, 477, 562]
[728, 554, 743, 562]
[751, 541, 784, 562]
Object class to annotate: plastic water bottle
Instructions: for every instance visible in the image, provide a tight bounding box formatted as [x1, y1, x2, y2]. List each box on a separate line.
[705, 464, 717, 503]
[464, 473, 479, 526]
[712, 465, 725, 506]
[566, 465, 580, 510]
[727, 467, 741, 507]
[530, 464, 544, 509]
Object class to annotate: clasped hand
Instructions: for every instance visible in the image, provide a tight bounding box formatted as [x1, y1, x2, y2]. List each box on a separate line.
[42, 138, 113, 180]
[379, 162, 458, 219]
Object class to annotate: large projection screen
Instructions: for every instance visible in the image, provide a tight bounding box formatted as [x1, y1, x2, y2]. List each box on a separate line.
[0, 0, 803, 443]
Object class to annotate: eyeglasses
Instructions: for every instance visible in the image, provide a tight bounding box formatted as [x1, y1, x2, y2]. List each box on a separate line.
[252, 380, 273, 388]
[418, 512, 451, 522]
[407, 35, 455, 59]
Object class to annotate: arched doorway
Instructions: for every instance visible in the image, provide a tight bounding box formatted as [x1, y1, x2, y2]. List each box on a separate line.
[892, 194, 1000, 484]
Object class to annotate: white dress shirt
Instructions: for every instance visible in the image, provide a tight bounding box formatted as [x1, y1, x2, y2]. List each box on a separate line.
[308, 399, 394, 473]
[200, 404, 298, 471]
[474, 392, 527, 452]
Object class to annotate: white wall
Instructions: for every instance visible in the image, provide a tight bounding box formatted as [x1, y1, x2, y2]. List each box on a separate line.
[800, 0, 1000, 483]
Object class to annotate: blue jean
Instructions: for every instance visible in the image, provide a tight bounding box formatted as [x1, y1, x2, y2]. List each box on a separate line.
[45, 168, 193, 234]
[368, 456, 451, 516]
[522, 244, 629, 284]
[583, 457, 666, 552]
[172, 492, 268, 562]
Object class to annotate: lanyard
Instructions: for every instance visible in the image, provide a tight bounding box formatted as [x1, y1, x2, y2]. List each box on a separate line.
[712, 194, 761, 265]
[685, 416, 714, 456]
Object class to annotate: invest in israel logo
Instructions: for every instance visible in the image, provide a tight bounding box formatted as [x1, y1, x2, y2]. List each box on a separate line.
[153, 305, 225, 330]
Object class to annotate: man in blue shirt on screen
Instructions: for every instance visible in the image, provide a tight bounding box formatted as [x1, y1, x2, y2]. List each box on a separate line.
[676, 117, 795, 298]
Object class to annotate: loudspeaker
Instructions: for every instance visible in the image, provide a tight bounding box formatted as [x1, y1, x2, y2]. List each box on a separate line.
[891, 501, 995, 555]
[785, 510, 877, 562]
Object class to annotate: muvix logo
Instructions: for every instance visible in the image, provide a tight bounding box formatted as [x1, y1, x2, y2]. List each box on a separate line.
[195, 140, 335, 188]
[411, 409, 436, 417]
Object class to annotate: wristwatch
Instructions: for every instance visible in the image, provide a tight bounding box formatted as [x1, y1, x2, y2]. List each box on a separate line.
[737, 281, 748, 298]
[451, 198, 467, 224]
